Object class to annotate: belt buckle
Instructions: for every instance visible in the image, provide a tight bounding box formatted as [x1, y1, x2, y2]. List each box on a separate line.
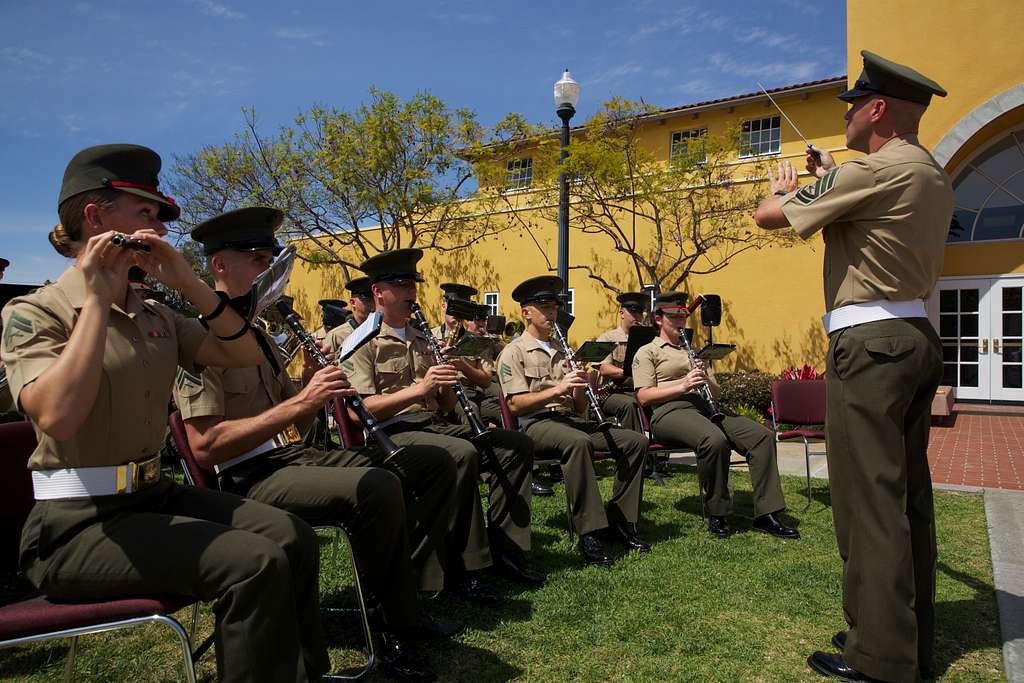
[116, 456, 161, 494]
[273, 424, 302, 448]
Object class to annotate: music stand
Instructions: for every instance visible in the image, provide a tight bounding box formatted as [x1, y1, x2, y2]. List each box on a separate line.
[622, 325, 658, 379]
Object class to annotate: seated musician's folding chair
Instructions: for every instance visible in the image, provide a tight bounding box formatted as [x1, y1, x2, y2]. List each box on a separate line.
[0, 420, 199, 683]
[497, 388, 613, 546]
[634, 403, 674, 487]
[167, 411, 375, 679]
[770, 379, 827, 509]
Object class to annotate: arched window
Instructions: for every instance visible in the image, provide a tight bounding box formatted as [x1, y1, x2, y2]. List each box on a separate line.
[948, 129, 1024, 243]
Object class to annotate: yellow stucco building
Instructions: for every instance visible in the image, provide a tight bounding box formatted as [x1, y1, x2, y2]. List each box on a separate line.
[289, 1, 1024, 403]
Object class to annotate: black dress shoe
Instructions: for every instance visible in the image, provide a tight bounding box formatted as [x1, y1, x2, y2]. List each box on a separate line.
[807, 651, 882, 681]
[579, 533, 614, 566]
[492, 551, 547, 586]
[832, 630, 847, 650]
[450, 572, 504, 606]
[708, 516, 731, 538]
[607, 522, 652, 552]
[378, 631, 436, 682]
[547, 464, 564, 483]
[753, 512, 801, 539]
[414, 612, 466, 639]
[530, 480, 554, 496]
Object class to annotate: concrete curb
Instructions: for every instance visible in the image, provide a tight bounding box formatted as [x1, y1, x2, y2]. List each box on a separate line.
[984, 488, 1024, 683]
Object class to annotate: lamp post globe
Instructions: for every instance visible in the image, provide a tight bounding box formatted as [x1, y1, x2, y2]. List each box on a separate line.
[554, 69, 579, 302]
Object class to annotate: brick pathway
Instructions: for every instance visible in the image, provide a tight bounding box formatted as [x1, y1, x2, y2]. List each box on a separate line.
[928, 403, 1024, 490]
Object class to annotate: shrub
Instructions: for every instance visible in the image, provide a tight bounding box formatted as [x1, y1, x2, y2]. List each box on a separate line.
[730, 403, 766, 425]
[780, 364, 823, 380]
[716, 369, 775, 418]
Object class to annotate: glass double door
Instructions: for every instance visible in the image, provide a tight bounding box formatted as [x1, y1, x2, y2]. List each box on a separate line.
[928, 277, 1024, 402]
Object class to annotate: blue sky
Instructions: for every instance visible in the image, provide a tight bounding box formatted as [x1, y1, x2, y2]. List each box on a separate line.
[0, 0, 846, 284]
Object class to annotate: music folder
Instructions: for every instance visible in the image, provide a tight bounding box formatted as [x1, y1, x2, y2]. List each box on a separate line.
[695, 343, 736, 361]
[573, 341, 616, 364]
[338, 311, 383, 363]
[445, 335, 496, 357]
[621, 325, 658, 378]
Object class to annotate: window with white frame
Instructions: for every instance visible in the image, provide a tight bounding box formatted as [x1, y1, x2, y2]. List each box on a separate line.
[483, 292, 499, 316]
[670, 127, 707, 165]
[505, 157, 533, 190]
[739, 116, 781, 157]
[565, 288, 575, 316]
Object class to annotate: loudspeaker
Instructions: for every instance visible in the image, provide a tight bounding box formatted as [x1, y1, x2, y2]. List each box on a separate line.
[700, 294, 722, 327]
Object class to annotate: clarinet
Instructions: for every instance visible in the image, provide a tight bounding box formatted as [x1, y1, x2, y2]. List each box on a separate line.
[275, 301, 406, 460]
[407, 301, 490, 444]
[550, 320, 617, 431]
[678, 296, 725, 424]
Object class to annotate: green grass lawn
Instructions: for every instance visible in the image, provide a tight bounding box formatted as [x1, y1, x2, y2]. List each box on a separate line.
[0, 465, 1004, 682]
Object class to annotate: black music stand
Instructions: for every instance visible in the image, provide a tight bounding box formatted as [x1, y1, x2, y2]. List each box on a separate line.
[621, 325, 658, 380]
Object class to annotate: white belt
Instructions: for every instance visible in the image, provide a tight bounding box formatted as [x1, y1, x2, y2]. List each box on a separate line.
[32, 455, 162, 500]
[822, 300, 927, 334]
[215, 424, 304, 474]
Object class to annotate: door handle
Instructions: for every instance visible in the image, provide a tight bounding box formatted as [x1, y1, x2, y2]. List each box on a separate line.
[993, 338, 1001, 353]
[980, 339, 988, 353]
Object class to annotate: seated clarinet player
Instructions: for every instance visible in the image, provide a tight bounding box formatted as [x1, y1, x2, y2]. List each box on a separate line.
[497, 275, 650, 566]
[322, 275, 374, 352]
[594, 291, 649, 433]
[632, 292, 798, 540]
[173, 208, 462, 681]
[343, 248, 545, 596]
[1, 145, 329, 682]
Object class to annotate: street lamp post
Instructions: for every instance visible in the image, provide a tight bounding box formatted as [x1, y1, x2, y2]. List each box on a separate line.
[553, 69, 580, 302]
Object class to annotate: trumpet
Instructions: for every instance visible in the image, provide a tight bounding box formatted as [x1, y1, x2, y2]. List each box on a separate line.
[550, 320, 617, 431]
[407, 301, 489, 444]
[275, 300, 406, 460]
[111, 233, 151, 252]
[677, 295, 725, 424]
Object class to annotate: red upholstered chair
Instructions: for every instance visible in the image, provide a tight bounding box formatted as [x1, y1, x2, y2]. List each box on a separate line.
[166, 411, 376, 679]
[0, 420, 198, 683]
[770, 379, 827, 508]
[634, 402, 674, 486]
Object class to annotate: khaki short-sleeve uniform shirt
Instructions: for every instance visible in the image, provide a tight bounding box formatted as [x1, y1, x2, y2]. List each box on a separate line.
[173, 329, 296, 422]
[323, 319, 358, 356]
[1, 267, 207, 470]
[595, 327, 631, 389]
[632, 338, 716, 397]
[343, 321, 438, 416]
[497, 332, 576, 414]
[779, 135, 954, 312]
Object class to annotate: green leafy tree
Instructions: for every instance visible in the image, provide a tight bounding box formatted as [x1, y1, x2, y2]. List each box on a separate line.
[168, 89, 515, 278]
[478, 98, 799, 296]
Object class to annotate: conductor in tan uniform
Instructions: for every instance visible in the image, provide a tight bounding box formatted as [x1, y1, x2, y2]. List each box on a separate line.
[173, 208, 459, 680]
[754, 51, 953, 682]
[1, 144, 329, 682]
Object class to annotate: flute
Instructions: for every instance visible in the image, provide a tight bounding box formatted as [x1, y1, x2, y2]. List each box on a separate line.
[111, 233, 151, 252]
[407, 301, 490, 444]
[275, 300, 406, 460]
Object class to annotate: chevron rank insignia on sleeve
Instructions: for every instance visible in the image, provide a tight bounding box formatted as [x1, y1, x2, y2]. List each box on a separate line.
[500, 362, 512, 380]
[2, 311, 34, 350]
[793, 167, 840, 206]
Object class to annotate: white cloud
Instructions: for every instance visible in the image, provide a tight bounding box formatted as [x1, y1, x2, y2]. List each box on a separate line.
[590, 62, 645, 86]
[273, 27, 331, 47]
[735, 27, 801, 50]
[1, 46, 52, 70]
[191, 0, 245, 20]
[708, 52, 818, 83]
[59, 113, 83, 135]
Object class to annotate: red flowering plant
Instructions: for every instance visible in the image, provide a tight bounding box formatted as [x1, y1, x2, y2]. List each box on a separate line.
[780, 364, 822, 381]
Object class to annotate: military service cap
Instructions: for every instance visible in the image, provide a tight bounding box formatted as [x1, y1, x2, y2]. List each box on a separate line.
[0, 257, 9, 269]
[440, 282, 479, 301]
[59, 144, 180, 221]
[653, 291, 689, 314]
[191, 207, 285, 255]
[512, 275, 564, 305]
[471, 302, 491, 320]
[318, 298, 349, 312]
[345, 276, 373, 298]
[839, 50, 947, 106]
[616, 292, 649, 312]
[358, 248, 425, 284]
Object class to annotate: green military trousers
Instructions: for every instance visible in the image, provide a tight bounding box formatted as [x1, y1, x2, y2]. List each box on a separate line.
[326, 442, 456, 593]
[600, 391, 643, 433]
[457, 381, 504, 428]
[221, 445, 422, 630]
[521, 413, 648, 536]
[826, 317, 942, 682]
[388, 420, 535, 574]
[19, 478, 328, 683]
[650, 399, 785, 518]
